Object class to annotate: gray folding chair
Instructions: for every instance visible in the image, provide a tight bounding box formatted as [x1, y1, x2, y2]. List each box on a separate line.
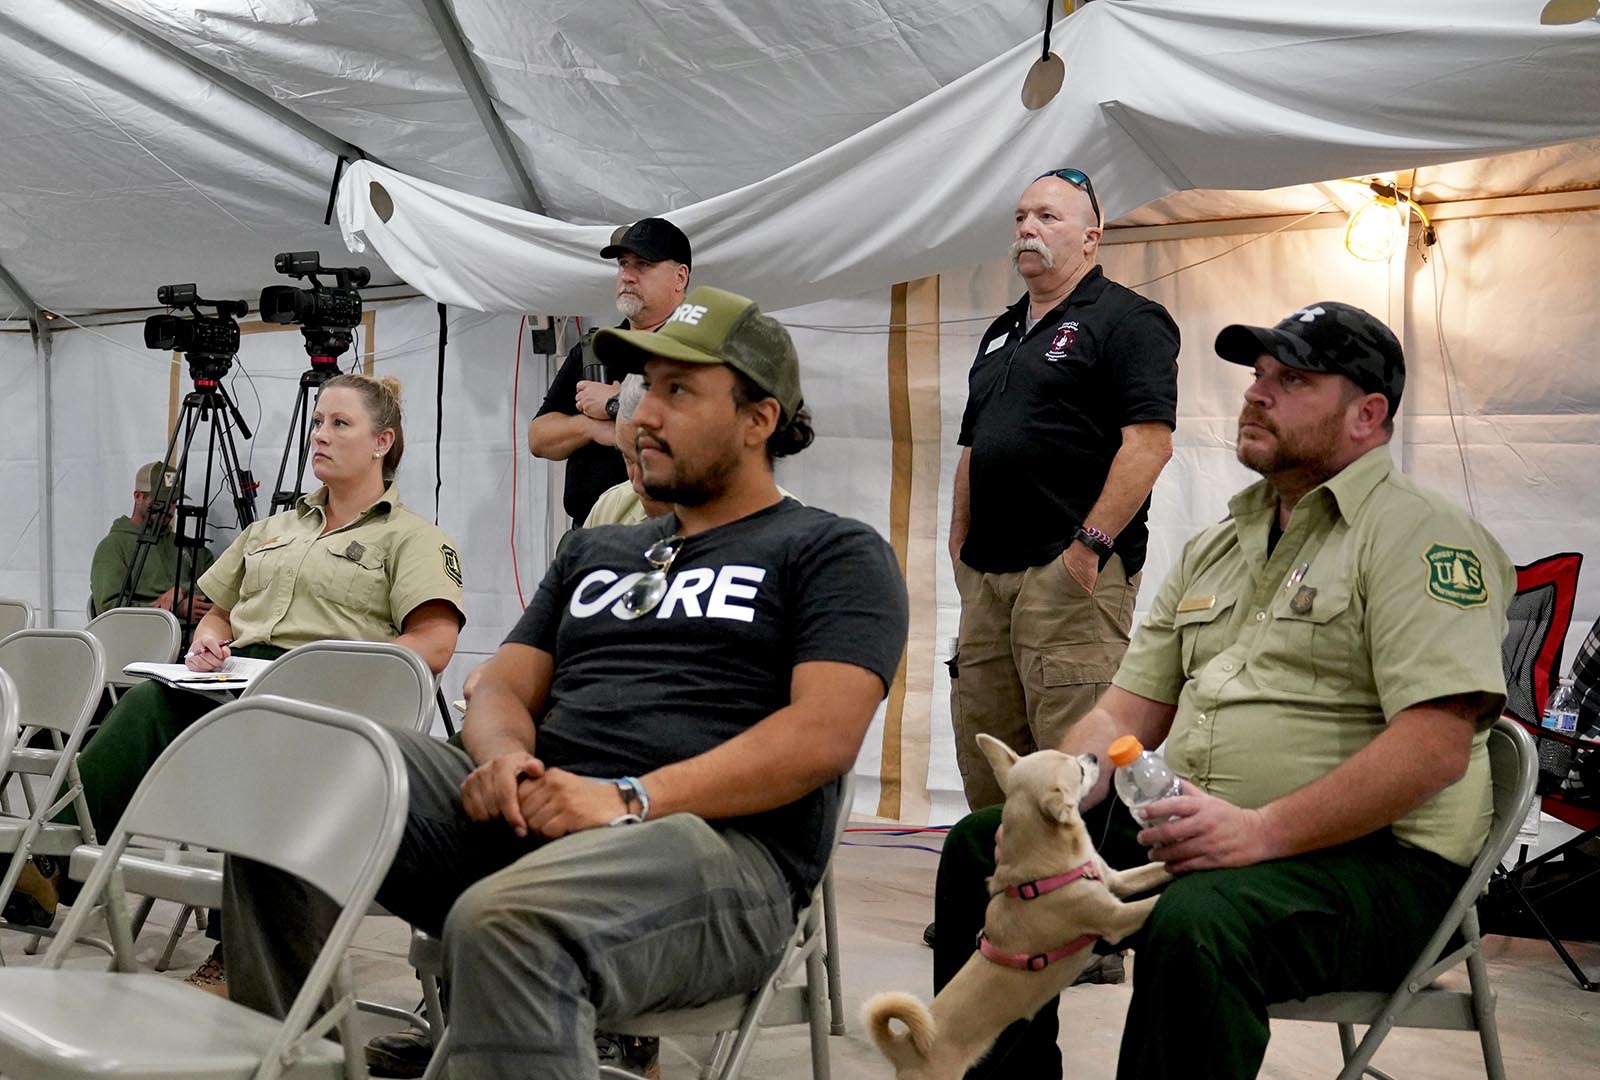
[68, 639, 436, 968]
[416, 774, 855, 1080]
[1268, 718, 1536, 1080]
[0, 600, 32, 639]
[84, 607, 183, 702]
[0, 695, 409, 1080]
[0, 630, 106, 941]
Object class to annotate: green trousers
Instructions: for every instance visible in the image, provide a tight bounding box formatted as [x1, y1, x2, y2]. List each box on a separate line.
[934, 803, 1466, 1080]
[65, 644, 284, 840]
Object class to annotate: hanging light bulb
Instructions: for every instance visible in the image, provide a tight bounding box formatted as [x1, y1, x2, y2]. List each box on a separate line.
[1344, 190, 1408, 262]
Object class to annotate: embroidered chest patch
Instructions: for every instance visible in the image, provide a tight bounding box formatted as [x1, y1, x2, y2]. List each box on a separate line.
[1045, 321, 1080, 361]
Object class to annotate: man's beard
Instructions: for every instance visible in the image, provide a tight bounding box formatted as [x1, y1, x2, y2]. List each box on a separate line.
[1011, 236, 1054, 273]
[1235, 406, 1343, 479]
[615, 291, 645, 320]
[641, 438, 741, 507]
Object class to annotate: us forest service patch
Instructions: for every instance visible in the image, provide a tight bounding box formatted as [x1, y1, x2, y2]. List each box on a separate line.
[1423, 543, 1488, 608]
[441, 544, 463, 586]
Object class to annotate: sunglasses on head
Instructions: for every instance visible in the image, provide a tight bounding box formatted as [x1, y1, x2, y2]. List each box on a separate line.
[1035, 167, 1102, 227]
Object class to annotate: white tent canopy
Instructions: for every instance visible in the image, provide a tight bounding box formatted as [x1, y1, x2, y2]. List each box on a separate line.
[3, 0, 1600, 822]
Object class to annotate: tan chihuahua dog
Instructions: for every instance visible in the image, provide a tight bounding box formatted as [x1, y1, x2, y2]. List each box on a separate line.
[863, 733, 1171, 1080]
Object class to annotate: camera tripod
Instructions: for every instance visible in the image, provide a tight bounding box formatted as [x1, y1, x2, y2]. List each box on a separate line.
[269, 329, 353, 514]
[118, 364, 259, 639]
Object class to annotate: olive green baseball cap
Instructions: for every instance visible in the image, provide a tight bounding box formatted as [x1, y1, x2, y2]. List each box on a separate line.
[134, 460, 178, 494]
[592, 285, 804, 422]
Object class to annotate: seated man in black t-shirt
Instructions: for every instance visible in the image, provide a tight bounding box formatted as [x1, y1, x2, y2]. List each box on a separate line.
[224, 285, 910, 1080]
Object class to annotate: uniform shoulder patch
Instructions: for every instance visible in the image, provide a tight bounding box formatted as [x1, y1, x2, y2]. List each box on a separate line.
[1422, 543, 1487, 608]
[440, 544, 463, 587]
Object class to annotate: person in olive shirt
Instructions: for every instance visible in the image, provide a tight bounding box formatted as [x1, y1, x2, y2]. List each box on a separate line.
[930, 302, 1513, 1080]
[529, 218, 691, 524]
[7, 373, 466, 995]
[88, 460, 216, 618]
[950, 168, 1179, 812]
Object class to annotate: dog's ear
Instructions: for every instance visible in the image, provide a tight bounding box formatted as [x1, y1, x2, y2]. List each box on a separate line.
[1040, 783, 1080, 825]
[976, 733, 1018, 791]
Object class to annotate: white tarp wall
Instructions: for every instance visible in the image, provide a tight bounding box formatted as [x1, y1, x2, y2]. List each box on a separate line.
[4, 203, 1600, 822]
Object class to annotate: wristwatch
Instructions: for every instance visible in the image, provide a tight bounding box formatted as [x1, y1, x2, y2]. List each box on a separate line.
[1073, 525, 1115, 559]
[604, 394, 621, 420]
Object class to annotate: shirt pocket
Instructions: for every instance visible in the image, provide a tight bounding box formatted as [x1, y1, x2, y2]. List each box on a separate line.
[1255, 581, 1359, 696]
[241, 537, 295, 596]
[1174, 592, 1238, 678]
[324, 545, 390, 617]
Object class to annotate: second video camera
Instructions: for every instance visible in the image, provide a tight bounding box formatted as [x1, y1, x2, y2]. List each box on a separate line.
[259, 251, 370, 360]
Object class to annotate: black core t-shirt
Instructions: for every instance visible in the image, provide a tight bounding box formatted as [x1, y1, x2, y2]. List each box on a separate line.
[957, 267, 1180, 575]
[504, 498, 909, 898]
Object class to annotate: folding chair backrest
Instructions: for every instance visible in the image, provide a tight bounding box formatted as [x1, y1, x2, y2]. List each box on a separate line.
[85, 607, 182, 688]
[0, 599, 31, 639]
[113, 694, 407, 906]
[0, 630, 105, 735]
[1502, 552, 1582, 724]
[243, 639, 435, 734]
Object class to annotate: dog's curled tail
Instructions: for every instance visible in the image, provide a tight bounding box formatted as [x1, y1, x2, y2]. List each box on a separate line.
[862, 990, 936, 1069]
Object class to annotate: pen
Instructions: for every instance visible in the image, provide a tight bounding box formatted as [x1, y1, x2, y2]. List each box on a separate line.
[1282, 562, 1310, 594]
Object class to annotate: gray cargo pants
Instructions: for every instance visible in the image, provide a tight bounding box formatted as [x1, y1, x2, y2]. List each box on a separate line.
[223, 728, 797, 1080]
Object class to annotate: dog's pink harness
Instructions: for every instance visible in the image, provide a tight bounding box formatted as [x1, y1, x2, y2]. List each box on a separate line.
[976, 860, 1102, 972]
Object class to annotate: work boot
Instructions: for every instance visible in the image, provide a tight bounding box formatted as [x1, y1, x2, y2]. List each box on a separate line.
[2, 856, 61, 928]
[595, 1032, 661, 1079]
[366, 1029, 433, 1079]
[1072, 950, 1126, 985]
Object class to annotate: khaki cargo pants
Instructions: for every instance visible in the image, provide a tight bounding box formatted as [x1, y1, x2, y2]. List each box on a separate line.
[951, 553, 1139, 809]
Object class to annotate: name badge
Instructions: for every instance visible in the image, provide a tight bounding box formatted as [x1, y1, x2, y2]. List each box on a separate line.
[984, 334, 1010, 355]
[1176, 595, 1216, 613]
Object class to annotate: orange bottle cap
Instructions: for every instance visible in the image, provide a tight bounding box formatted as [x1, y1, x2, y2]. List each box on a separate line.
[1107, 735, 1145, 767]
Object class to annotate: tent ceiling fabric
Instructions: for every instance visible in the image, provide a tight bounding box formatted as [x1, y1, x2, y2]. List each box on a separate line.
[0, 0, 1037, 314]
[333, 0, 1600, 315]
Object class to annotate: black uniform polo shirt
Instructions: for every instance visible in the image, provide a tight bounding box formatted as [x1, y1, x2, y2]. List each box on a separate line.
[535, 324, 644, 523]
[957, 265, 1179, 576]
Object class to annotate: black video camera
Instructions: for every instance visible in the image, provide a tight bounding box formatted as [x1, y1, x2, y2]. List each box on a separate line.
[144, 284, 248, 380]
[259, 251, 371, 361]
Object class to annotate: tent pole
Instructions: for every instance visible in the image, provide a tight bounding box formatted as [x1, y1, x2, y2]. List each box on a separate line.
[0, 256, 54, 626]
[418, 0, 545, 214]
[32, 320, 55, 628]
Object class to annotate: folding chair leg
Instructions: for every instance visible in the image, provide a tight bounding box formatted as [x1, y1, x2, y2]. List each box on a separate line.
[155, 904, 196, 971]
[804, 931, 831, 1080]
[22, 930, 43, 955]
[821, 868, 845, 1036]
[420, 1029, 450, 1080]
[129, 895, 156, 939]
[702, 1031, 734, 1080]
[1466, 946, 1507, 1080]
[421, 971, 447, 1041]
[1504, 870, 1600, 991]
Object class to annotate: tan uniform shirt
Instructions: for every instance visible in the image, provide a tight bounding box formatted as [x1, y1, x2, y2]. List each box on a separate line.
[1113, 446, 1513, 867]
[198, 483, 466, 651]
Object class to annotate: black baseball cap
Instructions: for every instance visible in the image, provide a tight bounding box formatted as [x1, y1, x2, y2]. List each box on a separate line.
[600, 217, 692, 270]
[1215, 301, 1404, 412]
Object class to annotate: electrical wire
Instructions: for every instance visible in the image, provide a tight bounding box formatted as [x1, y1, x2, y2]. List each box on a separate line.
[1428, 236, 1478, 516]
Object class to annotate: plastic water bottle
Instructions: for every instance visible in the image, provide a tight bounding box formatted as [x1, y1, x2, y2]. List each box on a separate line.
[1108, 735, 1183, 823]
[1542, 677, 1579, 735]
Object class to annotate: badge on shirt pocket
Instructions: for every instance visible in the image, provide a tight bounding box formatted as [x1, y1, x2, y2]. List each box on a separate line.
[327, 543, 388, 614]
[1044, 321, 1081, 362]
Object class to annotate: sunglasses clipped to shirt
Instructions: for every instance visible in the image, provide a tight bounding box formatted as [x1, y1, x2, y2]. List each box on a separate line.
[1035, 167, 1102, 227]
[615, 535, 685, 619]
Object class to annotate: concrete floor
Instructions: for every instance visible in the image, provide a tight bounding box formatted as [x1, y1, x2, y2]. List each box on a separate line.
[8, 831, 1599, 1079]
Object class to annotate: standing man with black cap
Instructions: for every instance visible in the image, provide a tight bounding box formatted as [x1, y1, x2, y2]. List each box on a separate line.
[528, 218, 692, 525]
[927, 301, 1514, 1080]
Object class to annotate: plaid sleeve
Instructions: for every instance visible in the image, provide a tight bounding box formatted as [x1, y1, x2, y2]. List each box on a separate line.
[1571, 619, 1600, 738]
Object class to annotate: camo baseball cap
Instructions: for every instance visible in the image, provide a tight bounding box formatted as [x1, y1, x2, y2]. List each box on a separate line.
[134, 460, 177, 494]
[1214, 301, 1404, 412]
[592, 286, 804, 422]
